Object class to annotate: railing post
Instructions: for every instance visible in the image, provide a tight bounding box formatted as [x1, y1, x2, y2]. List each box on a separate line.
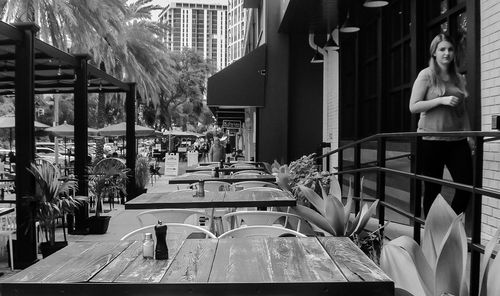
[354, 143, 361, 213]
[411, 136, 422, 243]
[377, 137, 386, 231]
[338, 149, 343, 193]
[470, 135, 483, 296]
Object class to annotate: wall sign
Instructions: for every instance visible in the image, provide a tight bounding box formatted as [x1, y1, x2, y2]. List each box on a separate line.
[222, 120, 242, 129]
[164, 153, 179, 176]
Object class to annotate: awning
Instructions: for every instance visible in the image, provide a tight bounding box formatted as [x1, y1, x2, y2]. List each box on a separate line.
[207, 44, 266, 108]
[278, 0, 340, 34]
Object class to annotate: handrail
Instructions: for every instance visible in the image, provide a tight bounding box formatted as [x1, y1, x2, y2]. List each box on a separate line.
[314, 130, 500, 296]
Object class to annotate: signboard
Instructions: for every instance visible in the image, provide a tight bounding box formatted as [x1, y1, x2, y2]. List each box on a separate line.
[164, 153, 179, 176]
[222, 120, 242, 129]
[187, 151, 199, 167]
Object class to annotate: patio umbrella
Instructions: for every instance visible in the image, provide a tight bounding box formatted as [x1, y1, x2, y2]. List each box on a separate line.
[0, 114, 50, 150]
[44, 122, 99, 138]
[45, 122, 99, 165]
[98, 122, 156, 137]
[163, 130, 204, 138]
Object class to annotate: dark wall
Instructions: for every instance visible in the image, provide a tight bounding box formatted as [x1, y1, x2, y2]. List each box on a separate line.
[257, 0, 290, 164]
[288, 34, 323, 161]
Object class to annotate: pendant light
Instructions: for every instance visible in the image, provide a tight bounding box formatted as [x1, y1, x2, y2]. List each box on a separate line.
[340, 11, 360, 33]
[363, 0, 389, 8]
[310, 46, 324, 63]
[324, 33, 339, 51]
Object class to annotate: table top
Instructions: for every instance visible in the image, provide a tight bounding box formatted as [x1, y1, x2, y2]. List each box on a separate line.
[125, 189, 296, 209]
[167, 173, 276, 184]
[0, 207, 14, 216]
[185, 167, 266, 173]
[2, 237, 393, 296]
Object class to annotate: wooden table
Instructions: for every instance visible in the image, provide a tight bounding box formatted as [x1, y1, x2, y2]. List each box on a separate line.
[185, 167, 266, 173]
[167, 173, 276, 184]
[198, 161, 265, 167]
[1, 237, 393, 296]
[125, 190, 296, 209]
[0, 207, 14, 216]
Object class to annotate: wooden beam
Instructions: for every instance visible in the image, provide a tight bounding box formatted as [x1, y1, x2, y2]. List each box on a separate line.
[125, 83, 136, 201]
[74, 54, 90, 196]
[14, 22, 39, 269]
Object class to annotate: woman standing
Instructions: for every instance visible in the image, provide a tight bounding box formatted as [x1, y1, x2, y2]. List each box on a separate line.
[409, 33, 474, 216]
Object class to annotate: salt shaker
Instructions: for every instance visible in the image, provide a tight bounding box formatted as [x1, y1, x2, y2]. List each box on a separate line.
[195, 180, 205, 197]
[142, 233, 154, 259]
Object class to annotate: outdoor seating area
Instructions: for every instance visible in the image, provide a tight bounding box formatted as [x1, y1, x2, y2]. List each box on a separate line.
[1, 1, 500, 296]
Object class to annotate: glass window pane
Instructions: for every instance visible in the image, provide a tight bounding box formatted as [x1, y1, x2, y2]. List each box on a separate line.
[455, 12, 467, 70]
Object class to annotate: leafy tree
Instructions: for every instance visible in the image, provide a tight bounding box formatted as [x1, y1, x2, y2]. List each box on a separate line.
[142, 48, 215, 131]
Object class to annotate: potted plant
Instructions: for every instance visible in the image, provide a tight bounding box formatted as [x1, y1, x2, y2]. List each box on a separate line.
[135, 156, 150, 196]
[88, 158, 129, 234]
[26, 160, 80, 257]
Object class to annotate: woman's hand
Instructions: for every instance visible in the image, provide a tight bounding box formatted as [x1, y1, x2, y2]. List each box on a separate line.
[440, 95, 461, 107]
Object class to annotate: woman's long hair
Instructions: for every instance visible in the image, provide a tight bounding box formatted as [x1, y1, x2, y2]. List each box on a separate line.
[428, 33, 467, 96]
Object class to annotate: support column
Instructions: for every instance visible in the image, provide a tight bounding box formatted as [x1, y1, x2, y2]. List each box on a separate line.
[14, 22, 39, 268]
[126, 83, 136, 200]
[74, 54, 89, 196]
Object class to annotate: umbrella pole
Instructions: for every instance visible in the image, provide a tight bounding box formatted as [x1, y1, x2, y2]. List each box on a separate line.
[9, 128, 12, 151]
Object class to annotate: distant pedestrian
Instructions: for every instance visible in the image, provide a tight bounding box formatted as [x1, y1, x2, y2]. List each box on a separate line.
[208, 137, 225, 162]
[409, 33, 473, 216]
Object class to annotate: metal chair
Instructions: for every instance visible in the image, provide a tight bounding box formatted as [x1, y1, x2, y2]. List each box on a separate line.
[231, 181, 279, 190]
[120, 223, 216, 241]
[136, 209, 210, 227]
[222, 210, 304, 231]
[218, 225, 306, 239]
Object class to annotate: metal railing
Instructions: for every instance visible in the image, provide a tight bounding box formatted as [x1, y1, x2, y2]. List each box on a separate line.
[316, 131, 500, 296]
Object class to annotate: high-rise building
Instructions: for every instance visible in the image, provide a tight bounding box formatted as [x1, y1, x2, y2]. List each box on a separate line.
[159, 0, 228, 71]
[227, 0, 246, 65]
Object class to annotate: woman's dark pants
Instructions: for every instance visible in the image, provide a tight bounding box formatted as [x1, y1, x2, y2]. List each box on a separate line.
[421, 139, 473, 216]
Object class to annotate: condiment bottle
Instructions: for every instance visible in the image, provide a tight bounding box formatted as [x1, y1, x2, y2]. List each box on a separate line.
[154, 220, 169, 260]
[213, 167, 219, 178]
[197, 180, 205, 197]
[142, 233, 154, 259]
[219, 159, 224, 169]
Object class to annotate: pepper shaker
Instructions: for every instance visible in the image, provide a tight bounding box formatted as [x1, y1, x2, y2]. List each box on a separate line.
[154, 221, 169, 260]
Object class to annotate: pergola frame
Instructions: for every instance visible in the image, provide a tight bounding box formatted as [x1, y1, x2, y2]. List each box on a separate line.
[0, 21, 137, 268]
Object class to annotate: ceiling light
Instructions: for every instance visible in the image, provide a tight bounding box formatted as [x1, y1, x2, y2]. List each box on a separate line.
[310, 47, 324, 64]
[340, 11, 360, 33]
[325, 34, 339, 51]
[363, 0, 389, 8]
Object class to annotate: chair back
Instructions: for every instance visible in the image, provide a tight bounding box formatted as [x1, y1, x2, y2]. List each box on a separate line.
[120, 223, 216, 241]
[231, 181, 279, 190]
[223, 210, 303, 231]
[190, 181, 231, 192]
[232, 170, 264, 176]
[218, 225, 306, 239]
[230, 162, 257, 169]
[136, 209, 210, 227]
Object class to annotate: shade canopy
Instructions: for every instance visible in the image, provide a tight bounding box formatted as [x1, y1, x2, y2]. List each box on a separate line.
[163, 130, 204, 138]
[0, 114, 49, 129]
[45, 122, 98, 138]
[98, 122, 156, 137]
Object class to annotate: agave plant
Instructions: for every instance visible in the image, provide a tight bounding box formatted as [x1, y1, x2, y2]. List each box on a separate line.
[292, 175, 379, 237]
[380, 194, 470, 296]
[26, 161, 79, 245]
[381, 193, 500, 296]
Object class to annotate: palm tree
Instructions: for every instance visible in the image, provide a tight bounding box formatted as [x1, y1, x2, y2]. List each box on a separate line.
[0, 0, 176, 160]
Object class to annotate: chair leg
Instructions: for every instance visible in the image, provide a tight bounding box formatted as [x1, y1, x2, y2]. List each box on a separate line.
[8, 233, 13, 270]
